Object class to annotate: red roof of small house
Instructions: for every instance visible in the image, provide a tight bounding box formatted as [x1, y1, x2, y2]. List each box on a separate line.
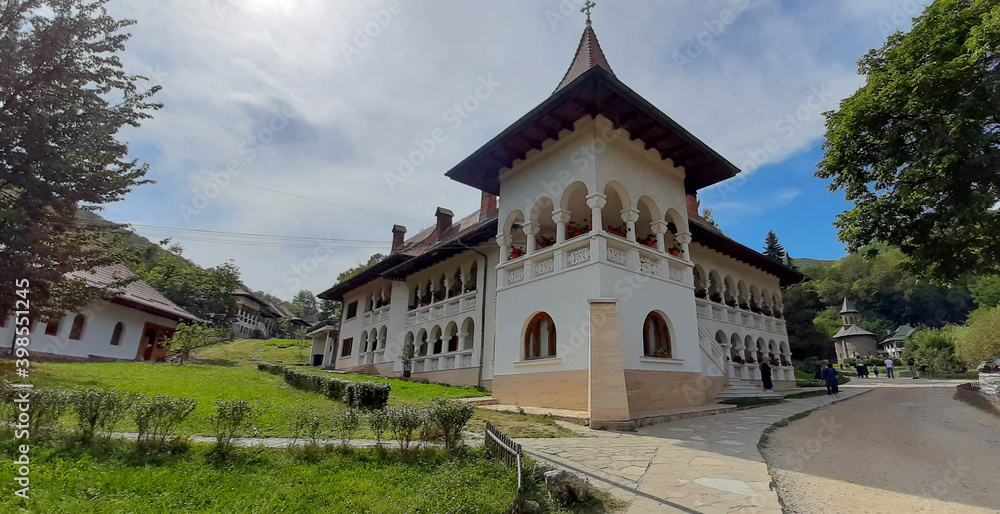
[68, 264, 200, 323]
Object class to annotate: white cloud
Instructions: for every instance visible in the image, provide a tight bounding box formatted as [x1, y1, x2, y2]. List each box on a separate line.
[98, 0, 908, 299]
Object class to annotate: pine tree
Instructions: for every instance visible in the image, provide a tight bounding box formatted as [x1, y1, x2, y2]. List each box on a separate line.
[763, 231, 786, 261]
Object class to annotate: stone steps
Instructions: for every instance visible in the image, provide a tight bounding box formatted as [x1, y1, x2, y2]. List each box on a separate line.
[344, 364, 380, 376]
[715, 379, 785, 400]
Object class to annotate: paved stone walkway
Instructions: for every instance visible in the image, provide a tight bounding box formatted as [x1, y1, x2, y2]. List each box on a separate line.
[516, 387, 872, 513]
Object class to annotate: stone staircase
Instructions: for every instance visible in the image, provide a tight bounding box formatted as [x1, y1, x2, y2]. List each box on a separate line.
[344, 364, 380, 376]
[715, 378, 786, 400]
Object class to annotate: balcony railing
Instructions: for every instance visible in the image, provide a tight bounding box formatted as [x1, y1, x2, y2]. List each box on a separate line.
[405, 290, 478, 327]
[362, 305, 391, 326]
[696, 298, 786, 335]
[411, 349, 475, 372]
[498, 233, 690, 289]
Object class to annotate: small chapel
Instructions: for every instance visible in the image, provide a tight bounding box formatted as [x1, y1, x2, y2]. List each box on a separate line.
[317, 10, 805, 429]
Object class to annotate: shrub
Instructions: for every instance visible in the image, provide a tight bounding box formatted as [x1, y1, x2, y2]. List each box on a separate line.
[426, 397, 475, 451]
[133, 394, 198, 448]
[344, 381, 391, 410]
[209, 400, 263, 450]
[290, 409, 324, 447]
[331, 409, 361, 447]
[24, 388, 72, 436]
[98, 388, 135, 439]
[367, 409, 390, 446]
[325, 378, 349, 401]
[69, 389, 106, 441]
[387, 406, 424, 450]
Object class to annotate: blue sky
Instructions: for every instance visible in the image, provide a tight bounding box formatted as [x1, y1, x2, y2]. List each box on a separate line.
[98, 0, 931, 299]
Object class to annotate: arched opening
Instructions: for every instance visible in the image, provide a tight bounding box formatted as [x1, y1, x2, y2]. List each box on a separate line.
[636, 195, 659, 248]
[750, 285, 762, 313]
[761, 288, 772, 316]
[466, 262, 478, 292]
[110, 322, 124, 346]
[731, 333, 744, 362]
[602, 181, 629, 238]
[378, 326, 387, 349]
[404, 332, 415, 356]
[724, 277, 738, 307]
[44, 316, 62, 336]
[435, 274, 447, 303]
[360, 330, 370, 353]
[524, 312, 556, 360]
[430, 325, 443, 355]
[503, 210, 526, 260]
[416, 329, 428, 356]
[709, 270, 724, 303]
[643, 312, 672, 358]
[461, 317, 475, 350]
[451, 269, 463, 298]
[693, 266, 708, 298]
[445, 322, 459, 353]
[737, 281, 749, 309]
[768, 339, 779, 363]
[663, 208, 683, 254]
[561, 182, 590, 239]
[744, 335, 755, 362]
[68, 314, 86, 341]
[530, 197, 557, 250]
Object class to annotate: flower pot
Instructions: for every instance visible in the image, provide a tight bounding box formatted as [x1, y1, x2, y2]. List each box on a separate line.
[403, 369, 411, 378]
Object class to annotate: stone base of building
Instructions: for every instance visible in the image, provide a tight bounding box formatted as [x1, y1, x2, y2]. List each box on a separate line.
[623, 370, 726, 412]
[493, 370, 589, 411]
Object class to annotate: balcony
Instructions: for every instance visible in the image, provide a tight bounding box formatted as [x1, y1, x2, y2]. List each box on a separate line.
[695, 298, 786, 335]
[405, 290, 478, 327]
[362, 305, 391, 326]
[411, 349, 475, 373]
[498, 233, 691, 289]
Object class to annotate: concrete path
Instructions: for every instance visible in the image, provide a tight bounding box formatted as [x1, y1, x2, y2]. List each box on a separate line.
[516, 387, 872, 513]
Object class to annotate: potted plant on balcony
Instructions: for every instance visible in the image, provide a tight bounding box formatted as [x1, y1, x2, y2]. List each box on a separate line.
[736, 358, 746, 364]
[606, 224, 629, 238]
[536, 235, 554, 249]
[566, 219, 590, 238]
[509, 246, 524, 260]
[695, 288, 707, 299]
[745, 357, 756, 364]
[668, 243, 682, 256]
[639, 233, 657, 248]
[401, 344, 414, 378]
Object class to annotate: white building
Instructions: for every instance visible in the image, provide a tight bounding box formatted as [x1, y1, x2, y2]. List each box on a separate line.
[1, 265, 199, 362]
[318, 23, 804, 428]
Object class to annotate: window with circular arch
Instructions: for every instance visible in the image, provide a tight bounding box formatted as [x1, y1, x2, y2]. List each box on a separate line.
[643, 312, 671, 358]
[524, 312, 556, 360]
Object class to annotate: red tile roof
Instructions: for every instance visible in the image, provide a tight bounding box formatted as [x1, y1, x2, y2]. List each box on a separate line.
[68, 264, 200, 322]
[554, 25, 615, 93]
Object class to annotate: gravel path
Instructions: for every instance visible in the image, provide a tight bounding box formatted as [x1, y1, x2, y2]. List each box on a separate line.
[761, 380, 1000, 513]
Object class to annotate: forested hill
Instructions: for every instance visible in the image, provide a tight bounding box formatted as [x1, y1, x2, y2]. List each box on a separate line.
[783, 247, 995, 359]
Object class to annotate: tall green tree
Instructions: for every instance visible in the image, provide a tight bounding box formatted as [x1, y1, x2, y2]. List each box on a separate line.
[0, 0, 161, 317]
[817, 0, 1000, 281]
[318, 299, 340, 324]
[291, 290, 317, 318]
[762, 231, 786, 261]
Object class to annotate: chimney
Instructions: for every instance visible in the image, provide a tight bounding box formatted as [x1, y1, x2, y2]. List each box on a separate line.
[686, 194, 700, 219]
[480, 191, 498, 220]
[435, 207, 454, 234]
[391, 224, 406, 252]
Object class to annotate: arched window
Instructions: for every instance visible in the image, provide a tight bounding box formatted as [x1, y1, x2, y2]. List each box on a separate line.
[643, 312, 671, 358]
[68, 314, 86, 341]
[466, 262, 478, 292]
[524, 312, 556, 360]
[110, 322, 124, 346]
[44, 316, 63, 336]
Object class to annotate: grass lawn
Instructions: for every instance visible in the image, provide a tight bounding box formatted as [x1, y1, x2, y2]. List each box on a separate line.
[8, 338, 576, 439]
[0, 433, 517, 513]
[720, 398, 783, 408]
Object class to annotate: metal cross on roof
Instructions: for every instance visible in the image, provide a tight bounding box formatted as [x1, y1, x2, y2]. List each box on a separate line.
[581, 0, 596, 27]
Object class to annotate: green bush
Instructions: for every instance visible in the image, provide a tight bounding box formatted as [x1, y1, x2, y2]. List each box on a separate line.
[209, 400, 263, 450]
[289, 409, 324, 447]
[344, 381, 391, 410]
[331, 409, 361, 447]
[26, 388, 73, 436]
[133, 394, 198, 448]
[387, 406, 424, 450]
[426, 397, 475, 451]
[324, 378, 349, 401]
[367, 409, 390, 446]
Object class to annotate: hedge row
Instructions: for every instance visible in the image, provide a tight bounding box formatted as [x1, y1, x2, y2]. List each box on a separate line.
[258, 363, 390, 410]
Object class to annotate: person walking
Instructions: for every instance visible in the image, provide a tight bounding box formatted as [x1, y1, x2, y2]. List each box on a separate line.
[908, 357, 917, 379]
[872, 363, 879, 378]
[884, 357, 895, 379]
[760, 360, 773, 391]
[823, 359, 839, 396]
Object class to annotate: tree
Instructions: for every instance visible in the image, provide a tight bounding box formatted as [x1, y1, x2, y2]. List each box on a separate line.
[291, 290, 317, 318]
[337, 253, 386, 282]
[902, 327, 966, 373]
[955, 306, 1000, 365]
[970, 275, 1000, 309]
[131, 243, 241, 328]
[816, 0, 1000, 281]
[762, 231, 786, 261]
[168, 323, 224, 364]
[0, 0, 161, 318]
[782, 286, 835, 360]
[318, 299, 340, 324]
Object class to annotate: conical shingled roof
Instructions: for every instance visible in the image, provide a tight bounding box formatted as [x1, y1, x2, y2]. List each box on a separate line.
[840, 297, 858, 314]
[554, 25, 615, 93]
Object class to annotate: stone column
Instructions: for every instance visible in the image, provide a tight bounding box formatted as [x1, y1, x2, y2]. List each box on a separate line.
[552, 209, 571, 244]
[496, 234, 512, 263]
[675, 231, 692, 259]
[586, 193, 607, 234]
[522, 222, 540, 254]
[620, 208, 639, 243]
[588, 299, 633, 430]
[650, 220, 669, 253]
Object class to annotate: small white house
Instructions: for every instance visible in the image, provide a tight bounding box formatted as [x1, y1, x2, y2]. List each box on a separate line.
[0, 265, 199, 362]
